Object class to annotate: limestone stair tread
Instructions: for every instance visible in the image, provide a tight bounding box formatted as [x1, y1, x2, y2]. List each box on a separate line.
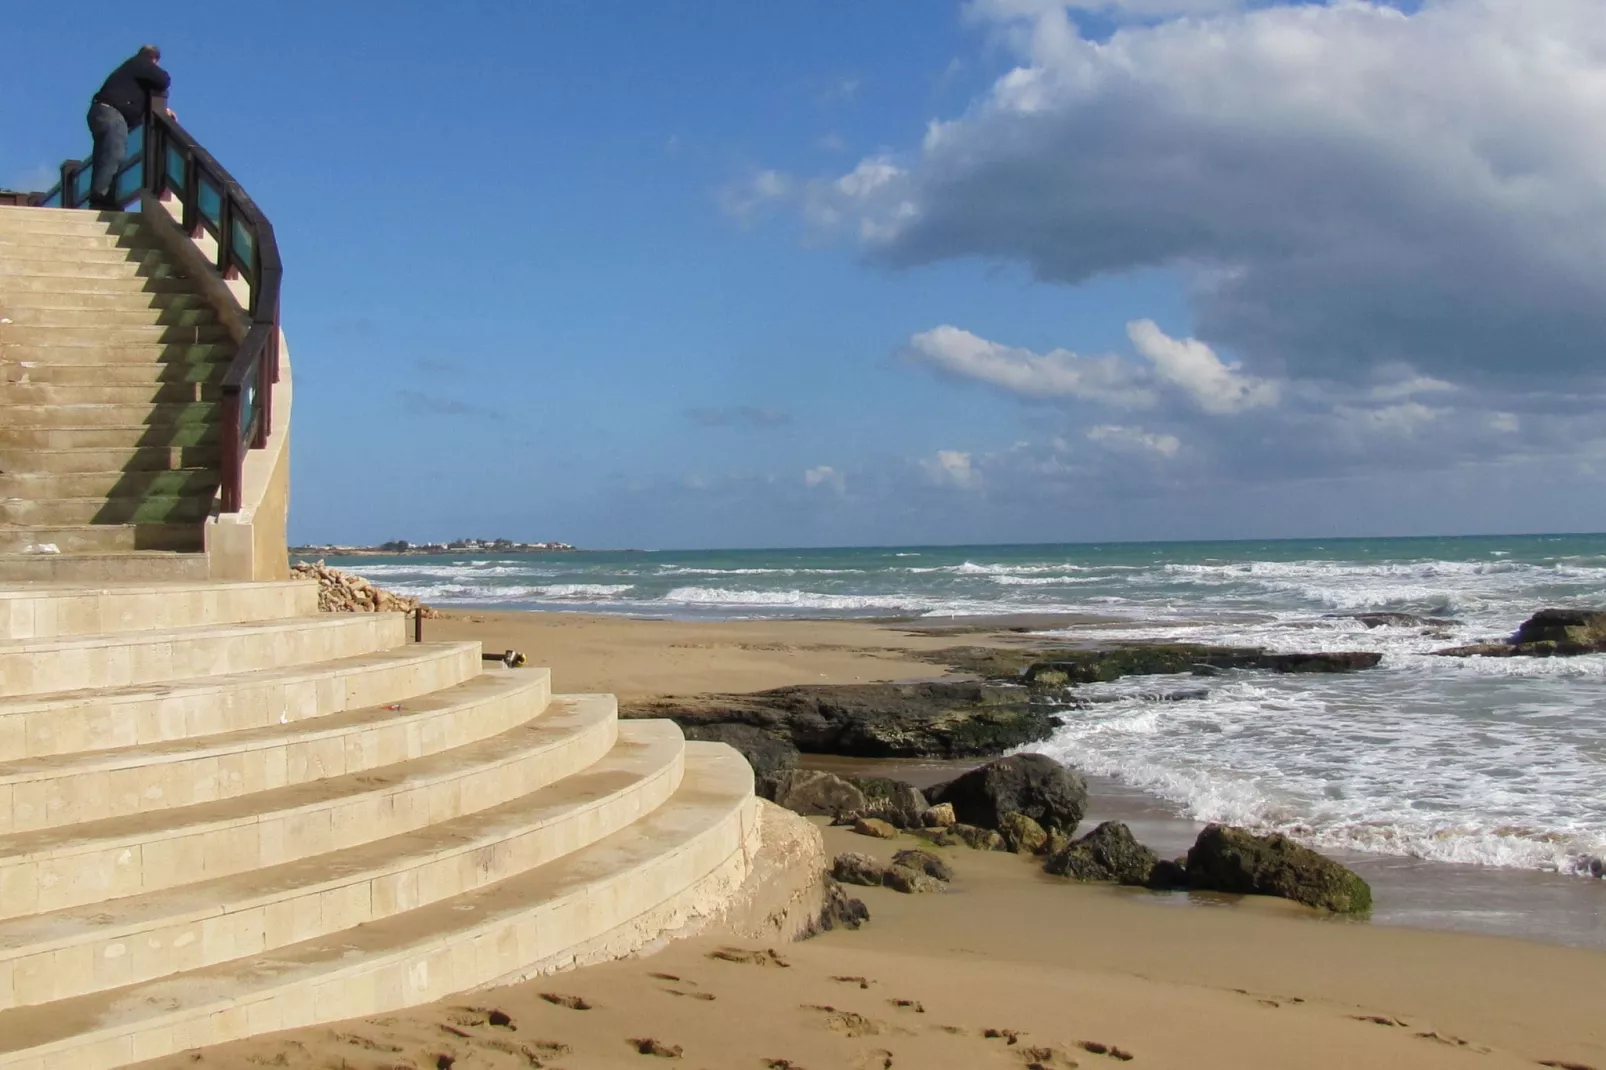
[0, 741, 752, 1067]
[0, 525, 204, 556]
[0, 553, 210, 584]
[0, 470, 221, 502]
[0, 694, 617, 883]
[0, 722, 685, 986]
[0, 578, 312, 641]
[0, 447, 223, 474]
[0, 611, 401, 664]
[0, 664, 548, 788]
[0, 641, 478, 725]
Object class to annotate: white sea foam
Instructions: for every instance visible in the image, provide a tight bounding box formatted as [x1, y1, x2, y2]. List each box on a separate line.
[660, 586, 932, 612]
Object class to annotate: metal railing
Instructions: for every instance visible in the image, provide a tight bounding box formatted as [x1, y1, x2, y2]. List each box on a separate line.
[33, 93, 281, 515]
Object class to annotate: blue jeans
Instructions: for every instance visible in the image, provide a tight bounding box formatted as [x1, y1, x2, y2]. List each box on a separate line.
[87, 102, 128, 205]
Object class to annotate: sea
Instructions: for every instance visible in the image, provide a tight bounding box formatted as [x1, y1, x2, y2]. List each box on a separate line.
[307, 534, 1606, 941]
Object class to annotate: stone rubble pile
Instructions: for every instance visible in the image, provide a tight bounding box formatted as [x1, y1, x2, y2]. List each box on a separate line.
[292, 561, 441, 618]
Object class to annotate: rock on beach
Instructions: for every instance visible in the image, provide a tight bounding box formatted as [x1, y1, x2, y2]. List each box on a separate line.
[292, 561, 439, 617]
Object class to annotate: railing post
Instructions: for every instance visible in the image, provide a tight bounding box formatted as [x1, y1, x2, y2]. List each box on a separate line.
[59, 161, 77, 209]
[220, 389, 242, 514]
[144, 94, 164, 200]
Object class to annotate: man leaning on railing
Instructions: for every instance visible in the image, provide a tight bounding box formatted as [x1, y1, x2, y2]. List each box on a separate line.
[86, 45, 174, 211]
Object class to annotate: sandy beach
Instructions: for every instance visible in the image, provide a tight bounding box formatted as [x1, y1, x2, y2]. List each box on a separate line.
[134, 610, 1606, 1069]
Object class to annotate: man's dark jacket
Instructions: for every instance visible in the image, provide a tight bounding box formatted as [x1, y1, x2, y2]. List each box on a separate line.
[93, 53, 170, 127]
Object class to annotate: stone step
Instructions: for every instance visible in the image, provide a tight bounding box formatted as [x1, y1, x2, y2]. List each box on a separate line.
[0, 553, 209, 585]
[0, 261, 188, 283]
[0, 305, 217, 328]
[0, 525, 203, 555]
[0, 342, 230, 365]
[0, 496, 213, 528]
[0, 642, 483, 761]
[0, 446, 221, 475]
[0, 241, 169, 265]
[0, 612, 408, 700]
[1, 401, 220, 428]
[0, 425, 220, 450]
[0, 290, 206, 313]
[0, 323, 230, 345]
[0, 230, 164, 252]
[0, 579, 313, 642]
[0, 692, 617, 921]
[0, 471, 218, 502]
[0, 362, 228, 387]
[0, 382, 219, 406]
[0, 206, 140, 235]
[0, 740, 753, 1070]
[0, 274, 193, 297]
[0, 667, 552, 835]
[0, 717, 677, 1013]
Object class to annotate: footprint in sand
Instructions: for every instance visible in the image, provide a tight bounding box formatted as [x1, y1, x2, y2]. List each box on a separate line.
[802, 1004, 887, 1038]
[331, 1031, 403, 1053]
[666, 988, 717, 1001]
[1350, 1014, 1409, 1028]
[540, 992, 593, 1011]
[709, 947, 792, 968]
[628, 1036, 684, 1058]
[832, 975, 875, 989]
[888, 998, 926, 1014]
[1538, 1061, 1600, 1070]
[984, 1028, 1024, 1046]
[763, 1060, 804, 1069]
[649, 971, 683, 982]
[1078, 1039, 1136, 1061]
[852, 1049, 894, 1070]
[1415, 1032, 1492, 1055]
[1019, 1045, 1082, 1069]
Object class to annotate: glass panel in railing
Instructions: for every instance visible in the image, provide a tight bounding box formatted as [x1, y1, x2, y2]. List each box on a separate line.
[126, 124, 144, 162]
[241, 377, 258, 437]
[41, 191, 61, 208]
[115, 161, 142, 202]
[231, 218, 255, 268]
[165, 145, 186, 192]
[72, 166, 92, 203]
[198, 176, 222, 228]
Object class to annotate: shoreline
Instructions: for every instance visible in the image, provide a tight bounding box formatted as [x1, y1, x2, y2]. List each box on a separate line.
[425, 609, 1606, 952]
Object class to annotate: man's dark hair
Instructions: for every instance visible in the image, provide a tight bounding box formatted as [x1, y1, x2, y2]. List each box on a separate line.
[138, 44, 161, 61]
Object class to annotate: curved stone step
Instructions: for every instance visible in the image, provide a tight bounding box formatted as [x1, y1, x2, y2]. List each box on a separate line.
[0, 383, 219, 407]
[0, 425, 221, 450]
[0, 495, 213, 527]
[0, 324, 229, 345]
[0, 579, 314, 641]
[0, 247, 179, 269]
[0, 305, 215, 328]
[0, 275, 193, 297]
[0, 668, 551, 834]
[0, 470, 220, 503]
[0, 642, 483, 761]
[0, 364, 227, 388]
[0, 290, 204, 313]
[0, 524, 203, 555]
[0, 343, 229, 366]
[0, 720, 683, 1012]
[0, 447, 221, 475]
[0, 553, 209, 585]
[0, 612, 408, 699]
[0, 207, 140, 234]
[0, 693, 617, 921]
[0, 740, 754, 1070]
[0, 232, 163, 252]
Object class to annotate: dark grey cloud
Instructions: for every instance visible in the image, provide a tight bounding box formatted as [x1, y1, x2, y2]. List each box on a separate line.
[686, 405, 794, 428]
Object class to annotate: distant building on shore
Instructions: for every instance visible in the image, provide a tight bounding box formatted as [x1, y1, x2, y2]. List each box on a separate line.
[289, 538, 577, 555]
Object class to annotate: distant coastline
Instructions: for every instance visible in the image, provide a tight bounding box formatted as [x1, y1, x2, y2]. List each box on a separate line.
[289, 538, 576, 557]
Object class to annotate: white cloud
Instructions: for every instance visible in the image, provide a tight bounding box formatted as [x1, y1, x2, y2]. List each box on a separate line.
[856, 0, 1606, 394]
[803, 465, 846, 493]
[1086, 424, 1181, 457]
[1334, 402, 1443, 437]
[1370, 375, 1459, 402]
[904, 325, 1155, 408]
[1127, 320, 1278, 414]
[719, 169, 793, 220]
[922, 450, 983, 489]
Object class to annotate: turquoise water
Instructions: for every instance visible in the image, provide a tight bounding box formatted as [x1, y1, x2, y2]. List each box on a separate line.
[307, 534, 1606, 883]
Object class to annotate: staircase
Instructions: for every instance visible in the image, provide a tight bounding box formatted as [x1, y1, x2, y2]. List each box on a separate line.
[0, 118, 761, 1067]
[0, 204, 227, 581]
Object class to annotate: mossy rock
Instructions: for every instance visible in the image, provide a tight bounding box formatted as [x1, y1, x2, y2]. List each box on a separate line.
[1186, 825, 1372, 915]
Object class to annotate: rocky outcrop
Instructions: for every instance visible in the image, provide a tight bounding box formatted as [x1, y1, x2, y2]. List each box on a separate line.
[769, 770, 866, 818]
[1436, 609, 1606, 658]
[883, 865, 945, 894]
[621, 682, 1056, 759]
[842, 777, 929, 829]
[816, 881, 870, 931]
[927, 755, 1088, 834]
[1043, 821, 1160, 886]
[892, 848, 954, 883]
[1338, 612, 1460, 630]
[832, 852, 887, 887]
[931, 644, 1383, 687]
[923, 803, 957, 828]
[999, 812, 1048, 855]
[852, 817, 898, 840]
[292, 561, 440, 617]
[929, 824, 1004, 851]
[1186, 825, 1372, 915]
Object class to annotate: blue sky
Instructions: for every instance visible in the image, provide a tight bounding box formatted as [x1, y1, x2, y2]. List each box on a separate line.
[9, 1, 1606, 548]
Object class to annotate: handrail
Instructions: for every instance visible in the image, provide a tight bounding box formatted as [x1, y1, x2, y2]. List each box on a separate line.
[31, 92, 281, 516]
